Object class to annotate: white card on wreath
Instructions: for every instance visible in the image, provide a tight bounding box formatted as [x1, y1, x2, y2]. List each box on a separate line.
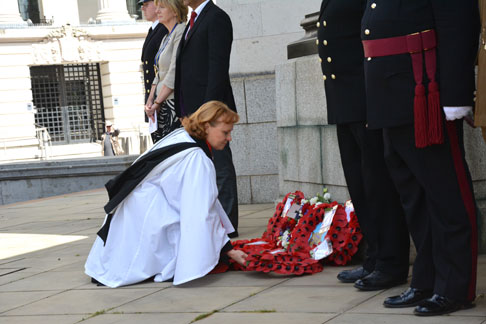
[285, 203, 302, 219]
[282, 194, 295, 216]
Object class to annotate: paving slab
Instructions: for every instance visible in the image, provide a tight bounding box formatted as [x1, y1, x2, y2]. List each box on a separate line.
[176, 270, 290, 288]
[0, 270, 88, 292]
[281, 264, 365, 287]
[225, 285, 381, 313]
[3, 288, 161, 316]
[0, 190, 485, 324]
[197, 312, 336, 324]
[81, 313, 204, 324]
[0, 314, 85, 324]
[326, 313, 486, 324]
[240, 208, 277, 219]
[238, 216, 270, 228]
[0, 290, 60, 314]
[114, 286, 264, 313]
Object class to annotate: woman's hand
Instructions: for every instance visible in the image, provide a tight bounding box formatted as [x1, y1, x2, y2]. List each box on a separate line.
[145, 103, 158, 122]
[145, 103, 159, 117]
[226, 249, 248, 266]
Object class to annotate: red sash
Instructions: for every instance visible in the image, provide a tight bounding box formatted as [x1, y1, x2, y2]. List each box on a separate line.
[363, 30, 443, 148]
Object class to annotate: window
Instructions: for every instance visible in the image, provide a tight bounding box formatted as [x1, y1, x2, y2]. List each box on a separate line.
[30, 64, 106, 144]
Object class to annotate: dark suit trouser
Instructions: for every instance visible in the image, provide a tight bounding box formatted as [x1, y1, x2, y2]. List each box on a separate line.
[337, 123, 410, 276]
[213, 143, 238, 232]
[383, 120, 477, 302]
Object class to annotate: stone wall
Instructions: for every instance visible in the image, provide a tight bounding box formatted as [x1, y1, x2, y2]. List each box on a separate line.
[231, 73, 279, 204]
[218, 0, 322, 204]
[218, 0, 322, 75]
[0, 155, 137, 205]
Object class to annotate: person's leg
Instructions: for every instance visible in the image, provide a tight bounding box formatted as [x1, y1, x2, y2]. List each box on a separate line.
[352, 124, 410, 290]
[213, 143, 239, 236]
[335, 124, 375, 282]
[383, 123, 477, 314]
[381, 126, 435, 307]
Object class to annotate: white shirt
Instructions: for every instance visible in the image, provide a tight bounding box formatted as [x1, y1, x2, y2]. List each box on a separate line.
[151, 20, 159, 30]
[185, 0, 210, 37]
[193, 0, 210, 22]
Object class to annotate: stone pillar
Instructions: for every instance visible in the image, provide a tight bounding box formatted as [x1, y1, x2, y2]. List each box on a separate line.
[0, 0, 26, 25]
[96, 0, 133, 22]
[287, 12, 319, 59]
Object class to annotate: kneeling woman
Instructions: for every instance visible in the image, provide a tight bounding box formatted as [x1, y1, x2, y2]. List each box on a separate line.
[85, 101, 247, 287]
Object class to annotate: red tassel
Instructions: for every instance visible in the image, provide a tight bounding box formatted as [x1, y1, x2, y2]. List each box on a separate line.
[414, 84, 428, 148]
[427, 81, 444, 145]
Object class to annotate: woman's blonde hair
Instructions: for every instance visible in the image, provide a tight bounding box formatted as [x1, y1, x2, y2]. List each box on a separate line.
[183, 101, 239, 140]
[154, 0, 188, 23]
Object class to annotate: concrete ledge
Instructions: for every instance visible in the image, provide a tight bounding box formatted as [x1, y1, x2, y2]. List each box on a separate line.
[0, 155, 137, 205]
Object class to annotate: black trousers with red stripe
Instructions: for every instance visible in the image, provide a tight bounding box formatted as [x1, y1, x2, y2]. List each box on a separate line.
[383, 120, 477, 302]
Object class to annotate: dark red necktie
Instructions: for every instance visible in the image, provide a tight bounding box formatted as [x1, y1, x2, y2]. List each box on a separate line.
[189, 11, 197, 30]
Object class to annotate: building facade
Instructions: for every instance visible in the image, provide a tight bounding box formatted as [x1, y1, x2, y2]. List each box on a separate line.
[0, 0, 151, 162]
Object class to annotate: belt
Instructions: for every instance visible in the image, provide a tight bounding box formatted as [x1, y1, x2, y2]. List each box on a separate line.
[363, 30, 443, 148]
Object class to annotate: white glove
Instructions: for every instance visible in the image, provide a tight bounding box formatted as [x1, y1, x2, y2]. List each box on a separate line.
[443, 106, 472, 121]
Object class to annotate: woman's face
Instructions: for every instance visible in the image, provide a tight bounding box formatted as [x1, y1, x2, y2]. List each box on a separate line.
[155, 3, 177, 25]
[205, 117, 234, 150]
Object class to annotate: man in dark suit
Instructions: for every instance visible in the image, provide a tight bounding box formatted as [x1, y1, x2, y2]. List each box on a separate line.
[317, 0, 410, 291]
[140, 0, 168, 109]
[175, 0, 239, 237]
[362, 0, 479, 316]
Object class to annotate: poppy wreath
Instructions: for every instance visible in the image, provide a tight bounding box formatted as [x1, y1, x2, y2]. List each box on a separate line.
[229, 191, 363, 275]
[325, 209, 363, 266]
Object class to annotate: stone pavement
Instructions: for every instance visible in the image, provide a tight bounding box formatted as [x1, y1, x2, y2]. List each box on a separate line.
[0, 189, 485, 324]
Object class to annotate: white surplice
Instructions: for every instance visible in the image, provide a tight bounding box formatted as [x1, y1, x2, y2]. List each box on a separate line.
[85, 128, 234, 287]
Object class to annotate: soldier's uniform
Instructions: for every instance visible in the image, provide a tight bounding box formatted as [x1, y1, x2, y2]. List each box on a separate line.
[141, 22, 168, 115]
[361, 0, 479, 314]
[317, 0, 410, 288]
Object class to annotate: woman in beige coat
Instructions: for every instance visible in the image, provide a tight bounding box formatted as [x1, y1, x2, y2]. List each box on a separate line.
[145, 0, 187, 143]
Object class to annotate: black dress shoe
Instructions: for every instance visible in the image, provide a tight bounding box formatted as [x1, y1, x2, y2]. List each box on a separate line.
[228, 231, 239, 238]
[414, 294, 474, 316]
[337, 266, 371, 283]
[91, 277, 105, 286]
[354, 270, 407, 291]
[384, 287, 433, 308]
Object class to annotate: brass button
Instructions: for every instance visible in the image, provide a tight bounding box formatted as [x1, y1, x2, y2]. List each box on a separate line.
[146, 80, 149, 83]
[474, 97, 477, 102]
[323, 20, 327, 27]
[146, 70, 149, 73]
[327, 57, 332, 63]
[323, 40, 328, 46]
[322, 75, 327, 81]
[145, 60, 148, 64]
[146, 89, 150, 93]
[364, 29, 370, 35]
[316, 22, 320, 28]
[474, 90, 477, 95]
[331, 74, 336, 79]
[316, 39, 319, 45]
[371, 3, 377, 9]
[367, 57, 372, 61]
[319, 58, 322, 63]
